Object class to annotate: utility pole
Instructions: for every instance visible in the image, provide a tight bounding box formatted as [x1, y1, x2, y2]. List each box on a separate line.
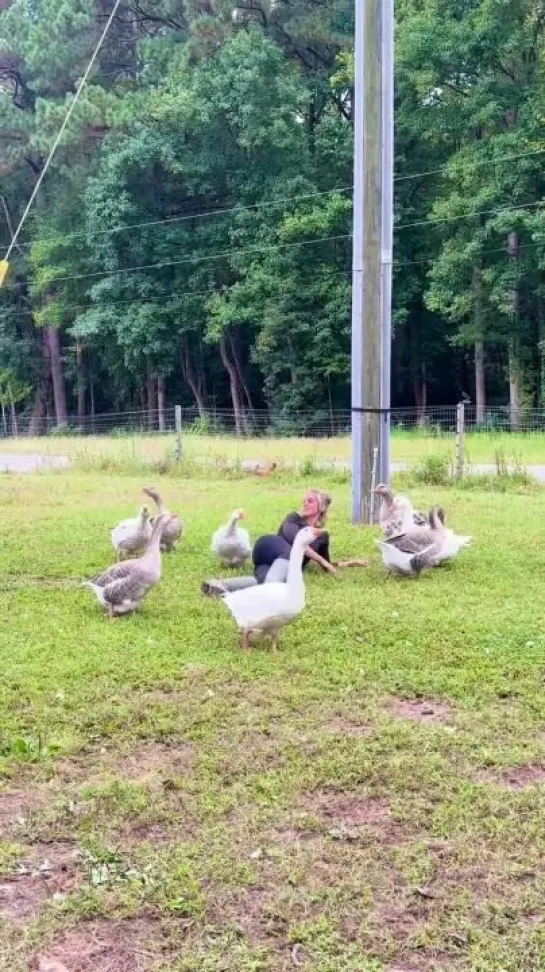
[351, 0, 394, 522]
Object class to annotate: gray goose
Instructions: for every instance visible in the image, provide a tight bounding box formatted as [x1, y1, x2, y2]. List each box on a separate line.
[85, 513, 172, 618]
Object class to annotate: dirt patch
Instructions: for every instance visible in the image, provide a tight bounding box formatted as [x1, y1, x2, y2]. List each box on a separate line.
[386, 956, 464, 972]
[478, 764, 545, 790]
[321, 717, 373, 738]
[272, 827, 323, 847]
[299, 793, 404, 844]
[33, 918, 162, 972]
[54, 741, 192, 788]
[0, 842, 82, 920]
[389, 698, 452, 725]
[0, 789, 43, 838]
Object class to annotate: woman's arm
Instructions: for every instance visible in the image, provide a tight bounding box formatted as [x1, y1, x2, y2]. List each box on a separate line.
[304, 545, 337, 573]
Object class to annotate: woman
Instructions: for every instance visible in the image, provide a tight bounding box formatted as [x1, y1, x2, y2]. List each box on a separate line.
[202, 489, 366, 597]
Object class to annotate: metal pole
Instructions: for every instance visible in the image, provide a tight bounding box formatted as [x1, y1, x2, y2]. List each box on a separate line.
[351, 0, 382, 524]
[175, 405, 182, 463]
[380, 0, 394, 486]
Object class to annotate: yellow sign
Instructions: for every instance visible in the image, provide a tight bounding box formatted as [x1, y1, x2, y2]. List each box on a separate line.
[0, 260, 9, 288]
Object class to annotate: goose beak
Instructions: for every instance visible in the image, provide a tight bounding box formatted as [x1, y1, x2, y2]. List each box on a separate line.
[312, 528, 324, 538]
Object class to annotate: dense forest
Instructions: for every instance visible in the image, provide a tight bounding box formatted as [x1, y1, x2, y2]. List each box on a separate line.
[1, 0, 545, 431]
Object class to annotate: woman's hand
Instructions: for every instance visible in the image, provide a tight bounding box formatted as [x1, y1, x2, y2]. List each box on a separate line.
[335, 558, 370, 568]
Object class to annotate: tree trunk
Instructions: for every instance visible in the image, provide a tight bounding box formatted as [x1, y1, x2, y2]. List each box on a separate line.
[507, 231, 520, 430]
[229, 332, 255, 426]
[1, 402, 7, 436]
[76, 340, 85, 426]
[472, 264, 486, 423]
[8, 386, 19, 436]
[219, 332, 245, 435]
[88, 358, 96, 433]
[180, 343, 206, 416]
[413, 365, 427, 426]
[146, 359, 157, 431]
[538, 288, 545, 409]
[45, 326, 68, 426]
[28, 380, 47, 436]
[157, 375, 166, 432]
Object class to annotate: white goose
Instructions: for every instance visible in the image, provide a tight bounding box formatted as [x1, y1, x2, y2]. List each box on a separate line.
[222, 525, 318, 651]
[212, 509, 252, 567]
[111, 506, 153, 561]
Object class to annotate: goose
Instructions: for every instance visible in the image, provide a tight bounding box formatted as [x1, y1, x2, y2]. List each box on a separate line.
[221, 525, 318, 651]
[372, 484, 427, 538]
[111, 506, 153, 561]
[376, 506, 472, 576]
[241, 459, 278, 476]
[85, 513, 172, 619]
[142, 486, 183, 552]
[212, 508, 252, 566]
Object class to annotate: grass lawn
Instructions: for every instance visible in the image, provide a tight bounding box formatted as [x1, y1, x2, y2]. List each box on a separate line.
[1, 471, 545, 971]
[2, 427, 545, 469]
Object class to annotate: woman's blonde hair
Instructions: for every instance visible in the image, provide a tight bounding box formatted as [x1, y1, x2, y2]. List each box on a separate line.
[308, 489, 332, 527]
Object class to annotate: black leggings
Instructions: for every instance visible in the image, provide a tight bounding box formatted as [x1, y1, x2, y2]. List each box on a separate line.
[252, 532, 330, 585]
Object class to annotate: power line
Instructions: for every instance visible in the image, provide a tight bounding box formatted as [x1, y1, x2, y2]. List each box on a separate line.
[13, 234, 351, 293]
[2, 270, 353, 320]
[7, 188, 352, 251]
[2, 0, 124, 266]
[396, 198, 545, 231]
[2, 196, 544, 295]
[393, 147, 545, 184]
[3, 145, 544, 253]
[394, 238, 542, 269]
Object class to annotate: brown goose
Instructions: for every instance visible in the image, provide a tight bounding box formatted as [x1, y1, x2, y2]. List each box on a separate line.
[372, 484, 427, 538]
[375, 506, 446, 577]
[142, 486, 183, 552]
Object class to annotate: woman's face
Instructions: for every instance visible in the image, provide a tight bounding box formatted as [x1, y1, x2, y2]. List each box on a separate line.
[301, 491, 320, 523]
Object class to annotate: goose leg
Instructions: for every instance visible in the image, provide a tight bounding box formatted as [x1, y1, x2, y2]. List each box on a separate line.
[107, 603, 116, 623]
[240, 629, 250, 652]
[270, 633, 280, 653]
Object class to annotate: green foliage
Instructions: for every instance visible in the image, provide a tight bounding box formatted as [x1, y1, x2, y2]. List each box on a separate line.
[413, 452, 452, 485]
[2, 0, 545, 422]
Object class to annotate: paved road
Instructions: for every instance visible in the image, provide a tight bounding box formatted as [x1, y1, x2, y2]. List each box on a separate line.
[391, 461, 545, 483]
[0, 453, 70, 473]
[1, 451, 545, 481]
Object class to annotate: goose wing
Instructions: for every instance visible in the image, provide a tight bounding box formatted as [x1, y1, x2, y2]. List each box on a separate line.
[385, 529, 437, 555]
[92, 559, 140, 586]
[102, 570, 151, 606]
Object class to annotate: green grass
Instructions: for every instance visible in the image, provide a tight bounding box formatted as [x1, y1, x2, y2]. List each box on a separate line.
[2, 471, 545, 970]
[3, 426, 545, 469]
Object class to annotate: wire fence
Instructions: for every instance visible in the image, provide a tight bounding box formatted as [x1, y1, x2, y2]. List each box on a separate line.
[3, 403, 545, 440]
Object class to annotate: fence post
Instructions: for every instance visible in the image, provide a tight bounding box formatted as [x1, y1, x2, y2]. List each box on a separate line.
[455, 401, 465, 478]
[175, 405, 182, 463]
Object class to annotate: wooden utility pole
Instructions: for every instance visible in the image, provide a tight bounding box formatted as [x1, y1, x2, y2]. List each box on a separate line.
[351, 0, 394, 522]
